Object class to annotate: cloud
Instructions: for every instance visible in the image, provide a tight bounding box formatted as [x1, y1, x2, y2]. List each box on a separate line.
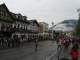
[3, 0, 80, 25]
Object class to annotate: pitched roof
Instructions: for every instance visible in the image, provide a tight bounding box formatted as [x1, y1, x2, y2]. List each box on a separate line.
[0, 3, 15, 22]
[28, 19, 39, 26]
[10, 12, 29, 24]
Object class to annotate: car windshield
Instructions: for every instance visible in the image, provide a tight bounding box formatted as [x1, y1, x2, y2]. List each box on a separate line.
[0, 0, 80, 60]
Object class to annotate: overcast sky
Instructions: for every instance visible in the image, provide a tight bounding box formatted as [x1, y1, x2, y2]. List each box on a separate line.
[0, 0, 80, 26]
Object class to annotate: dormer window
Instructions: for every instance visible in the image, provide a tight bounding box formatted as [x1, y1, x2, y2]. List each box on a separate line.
[22, 17, 25, 20]
[23, 16, 27, 20]
[16, 15, 18, 18]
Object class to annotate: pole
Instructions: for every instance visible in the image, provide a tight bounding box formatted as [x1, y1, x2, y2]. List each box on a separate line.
[52, 22, 54, 40]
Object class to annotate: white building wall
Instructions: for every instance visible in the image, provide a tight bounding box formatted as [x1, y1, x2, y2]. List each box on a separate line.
[27, 24, 38, 32]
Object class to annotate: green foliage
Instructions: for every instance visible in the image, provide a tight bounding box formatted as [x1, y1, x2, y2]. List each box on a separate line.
[75, 19, 80, 37]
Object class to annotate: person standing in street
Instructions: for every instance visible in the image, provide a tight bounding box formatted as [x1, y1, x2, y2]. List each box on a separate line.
[57, 35, 64, 49]
[34, 35, 38, 52]
[57, 35, 63, 60]
[70, 44, 79, 60]
[35, 39, 38, 52]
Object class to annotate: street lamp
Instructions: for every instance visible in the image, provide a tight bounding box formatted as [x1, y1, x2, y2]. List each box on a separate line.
[52, 22, 54, 40]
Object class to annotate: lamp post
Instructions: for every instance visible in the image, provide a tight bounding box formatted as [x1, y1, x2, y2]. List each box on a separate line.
[52, 22, 54, 40]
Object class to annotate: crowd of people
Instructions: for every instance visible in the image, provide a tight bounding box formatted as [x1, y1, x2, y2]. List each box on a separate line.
[57, 34, 80, 60]
[0, 32, 80, 60]
[0, 33, 52, 49]
[0, 35, 22, 49]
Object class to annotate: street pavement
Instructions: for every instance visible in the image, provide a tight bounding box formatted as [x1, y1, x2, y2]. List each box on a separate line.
[0, 40, 58, 60]
[1, 40, 80, 60]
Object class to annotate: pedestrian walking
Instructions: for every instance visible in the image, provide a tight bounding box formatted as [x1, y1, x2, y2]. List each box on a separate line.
[64, 40, 70, 49]
[57, 36, 63, 60]
[70, 44, 79, 60]
[57, 35, 64, 49]
[34, 36, 38, 52]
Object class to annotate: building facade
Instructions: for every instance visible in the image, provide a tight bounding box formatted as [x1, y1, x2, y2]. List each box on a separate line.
[27, 20, 39, 33]
[0, 3, 15, 37]
[39, 22, 49, 33]
[11, 13, 29, 34]
[0, 3, 40, 38]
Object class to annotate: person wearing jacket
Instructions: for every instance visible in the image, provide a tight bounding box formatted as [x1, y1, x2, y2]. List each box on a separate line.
[70, 44, 79, 60]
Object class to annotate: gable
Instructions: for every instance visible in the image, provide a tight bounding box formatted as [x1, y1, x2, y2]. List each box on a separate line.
[0, 4, 13, 22]
[28, 20, 39, 27]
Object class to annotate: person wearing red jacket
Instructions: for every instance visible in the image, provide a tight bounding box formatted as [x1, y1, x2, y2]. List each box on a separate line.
[70, 44, 79, 60]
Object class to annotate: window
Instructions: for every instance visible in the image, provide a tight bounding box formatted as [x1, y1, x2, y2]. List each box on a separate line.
[16, 24, 19, 28]
[5, 13, 8, 17]
[12, 24, 15, 28]
[22, 25, 25, 29]
[16, 15, 18, 18]
[0, 11, 1, 16]
[0, 11, 3, 17]
[18, 24, 20, 28]
[24, 25, 26, 30]
[19, 24, 22, 29]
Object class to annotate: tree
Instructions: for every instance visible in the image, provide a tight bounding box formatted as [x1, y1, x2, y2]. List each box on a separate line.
[75, 10, 80, 37]
[74, 9, 80, 37]
[75, 19, 80, 37]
